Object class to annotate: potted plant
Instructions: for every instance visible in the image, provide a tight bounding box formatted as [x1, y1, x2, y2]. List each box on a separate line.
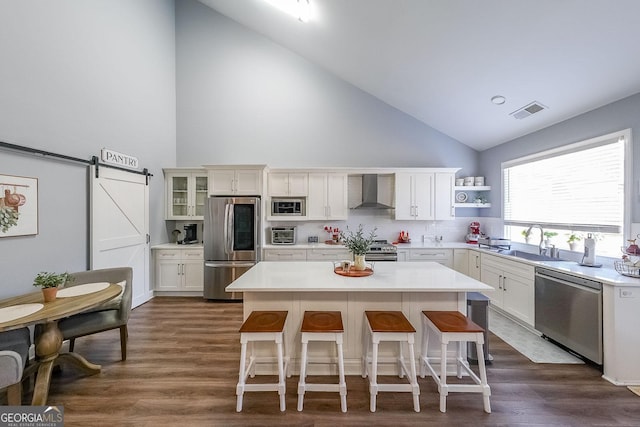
[521, 229, 531, 244]
[543, 231, 558, 247]
[340, 224, 377, 271]
[33, 271, 73, 302]
[567, 233, 581, 251]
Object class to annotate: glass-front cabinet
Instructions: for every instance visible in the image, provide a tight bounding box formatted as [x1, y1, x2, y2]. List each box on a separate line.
[164, 169, 208, 220]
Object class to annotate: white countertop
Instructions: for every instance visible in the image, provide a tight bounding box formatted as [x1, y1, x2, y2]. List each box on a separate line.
[225, 261, 494, 293]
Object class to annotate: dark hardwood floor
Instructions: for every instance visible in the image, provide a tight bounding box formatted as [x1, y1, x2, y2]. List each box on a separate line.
[26, 297, 640, 426]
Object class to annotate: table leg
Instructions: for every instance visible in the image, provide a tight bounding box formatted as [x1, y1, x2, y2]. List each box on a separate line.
[31, 320, 103, 405]
[32, 321, 63, 405]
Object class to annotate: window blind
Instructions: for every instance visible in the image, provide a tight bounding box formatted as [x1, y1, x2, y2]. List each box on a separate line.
[503, 138, 624, 234]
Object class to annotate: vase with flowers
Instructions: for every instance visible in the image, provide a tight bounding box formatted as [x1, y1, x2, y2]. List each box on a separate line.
[340, 224, 377, 271]
[33, 271, 74, 302]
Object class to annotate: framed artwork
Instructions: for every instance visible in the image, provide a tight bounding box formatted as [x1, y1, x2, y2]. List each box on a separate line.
[0, 174, 38, 237]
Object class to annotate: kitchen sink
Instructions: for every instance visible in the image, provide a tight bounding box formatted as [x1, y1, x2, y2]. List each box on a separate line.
[495, 249, 567, 262]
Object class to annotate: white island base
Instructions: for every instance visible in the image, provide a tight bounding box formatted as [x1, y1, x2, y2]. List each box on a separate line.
[227, 261, 494, 375]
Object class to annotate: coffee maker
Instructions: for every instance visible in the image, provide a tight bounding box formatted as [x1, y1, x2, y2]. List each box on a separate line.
[182, 223, 198, 244]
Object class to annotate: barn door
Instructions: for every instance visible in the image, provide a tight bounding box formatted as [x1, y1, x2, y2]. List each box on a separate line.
[90, 165, 151, 308]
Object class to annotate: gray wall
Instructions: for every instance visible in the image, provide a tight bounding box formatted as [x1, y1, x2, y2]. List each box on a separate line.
[0, 0, 176, 298]
[479, 92, 640, 222]
[176, 0, 478, 172]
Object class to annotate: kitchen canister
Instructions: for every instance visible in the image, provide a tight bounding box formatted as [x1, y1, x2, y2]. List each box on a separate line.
[463, 177, 475, 186]
[474, 176, 485, 186]
[455, 178, 464, 186]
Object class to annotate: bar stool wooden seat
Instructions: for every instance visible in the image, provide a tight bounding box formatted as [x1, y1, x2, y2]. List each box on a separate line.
[236, 311, 289, 412]
[297, 311, 347, 412]
[420, 310, 491, 413]
[361, 311, 420, 412]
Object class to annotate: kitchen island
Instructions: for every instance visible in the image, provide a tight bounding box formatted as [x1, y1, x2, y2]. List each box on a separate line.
[226, 261, 493, 375]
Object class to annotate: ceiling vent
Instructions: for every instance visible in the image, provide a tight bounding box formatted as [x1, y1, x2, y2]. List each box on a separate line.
[510, 101, 547, 119]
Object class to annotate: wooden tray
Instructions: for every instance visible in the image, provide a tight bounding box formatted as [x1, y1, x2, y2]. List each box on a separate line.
[324, 240, 342, 245]
[334, 267, 373, 277]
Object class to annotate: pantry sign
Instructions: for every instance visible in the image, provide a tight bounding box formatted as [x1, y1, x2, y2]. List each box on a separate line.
[101, 148, 139, 169]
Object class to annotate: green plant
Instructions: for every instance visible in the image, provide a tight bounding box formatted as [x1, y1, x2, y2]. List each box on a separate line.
[339, 224, 377, 256]
[33, 272, 74, 289]
[0, 206, 19, 233]
[521, 229, 531, 238]
[543, 231, 558, 239]
[567, 233, 581, 243]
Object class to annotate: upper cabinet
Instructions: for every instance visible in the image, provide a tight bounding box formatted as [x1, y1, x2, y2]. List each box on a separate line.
[164, 169, 208, 220]
[395, 173, 433, 220]
[207, 166, 264, 196]
[307, 173, 348, 220]
[267, 172, 308, 196]
[434, 172, 456, 220]
[395, 171, 456, 221]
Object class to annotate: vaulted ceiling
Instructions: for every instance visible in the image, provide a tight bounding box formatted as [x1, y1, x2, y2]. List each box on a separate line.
[198, 0, 640, 151]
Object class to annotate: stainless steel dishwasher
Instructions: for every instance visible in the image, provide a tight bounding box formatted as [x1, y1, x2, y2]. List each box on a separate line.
[534, 267, 603, 364]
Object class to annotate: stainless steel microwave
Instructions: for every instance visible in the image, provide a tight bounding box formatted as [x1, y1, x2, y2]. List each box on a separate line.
[271, 198, 305, 216]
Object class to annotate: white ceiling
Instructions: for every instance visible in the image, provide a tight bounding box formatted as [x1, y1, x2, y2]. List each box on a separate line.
[197, 0, 640, 151]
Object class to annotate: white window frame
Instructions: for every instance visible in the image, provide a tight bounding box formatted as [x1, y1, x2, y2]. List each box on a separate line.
[501, 129, 632, 254]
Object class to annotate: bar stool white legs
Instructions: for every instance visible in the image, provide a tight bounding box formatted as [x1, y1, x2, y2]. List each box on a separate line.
[297, 311, 347, 412]
[420, 311, 491, 413]
[361, 311, 420, 413]
[236, 311, 289, 412]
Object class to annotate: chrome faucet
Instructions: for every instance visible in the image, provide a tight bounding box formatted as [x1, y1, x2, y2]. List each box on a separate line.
[526, 224, 545, 255]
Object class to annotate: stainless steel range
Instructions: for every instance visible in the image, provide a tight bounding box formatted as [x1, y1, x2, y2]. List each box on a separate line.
[366, 240, 398, 262]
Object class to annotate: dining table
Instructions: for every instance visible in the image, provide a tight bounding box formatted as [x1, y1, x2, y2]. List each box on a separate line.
[0, 283, 122, 405]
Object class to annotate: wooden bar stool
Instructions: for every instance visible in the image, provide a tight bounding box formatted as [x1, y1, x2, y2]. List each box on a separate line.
[420, 311, 491, 413]
[361, 311, 420, 413]
[236, 311, 289, 412]
[297, 311, 347, 412]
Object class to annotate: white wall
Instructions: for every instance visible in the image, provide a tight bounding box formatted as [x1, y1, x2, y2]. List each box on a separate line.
[0, 0, 176, 298]
[176, 0, 479, 173]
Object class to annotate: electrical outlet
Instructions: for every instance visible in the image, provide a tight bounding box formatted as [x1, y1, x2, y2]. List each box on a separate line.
[308, 236, 319, 243]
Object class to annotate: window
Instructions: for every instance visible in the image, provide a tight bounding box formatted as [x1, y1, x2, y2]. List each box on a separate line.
[503, 130, 630, 257]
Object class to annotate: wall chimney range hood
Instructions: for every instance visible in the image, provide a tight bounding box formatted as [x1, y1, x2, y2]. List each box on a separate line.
[353, 174, 394, 209]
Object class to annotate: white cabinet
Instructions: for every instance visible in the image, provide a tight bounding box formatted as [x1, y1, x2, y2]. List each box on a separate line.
[408, 248, 453, 268]
[154, 248, 204, 292]
[454, 186, 492, 208]
[307, 173, 348, 220]
[480, 253, 535, 326]
[434, 172, 455, 220]
[164, 169, 208, 220]
[307, 247, 351, 261]
[208, 167, 263, 195]
[264, 248, 307, 261]
[395, 172, 455, 220]
[267, 172, 308, 196]
[397, 249, 409, 262]
[453, 249, 469, 275]
[467, 250, 481, 280]
[395, 173, 433, 220]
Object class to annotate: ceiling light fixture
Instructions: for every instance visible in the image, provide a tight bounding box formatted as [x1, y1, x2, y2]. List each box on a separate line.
[264, 0, 312, 23]
[491, 95, 506, 105]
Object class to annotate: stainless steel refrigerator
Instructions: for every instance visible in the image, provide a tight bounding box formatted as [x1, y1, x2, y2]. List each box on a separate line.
[203, 196, 261, 300]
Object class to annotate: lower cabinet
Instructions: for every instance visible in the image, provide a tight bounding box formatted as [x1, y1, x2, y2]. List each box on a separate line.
[307, 248, 351, 261]
[263, 248, 307, 261]
[154, 248, 204, 292]
[407, 249, 453, 268]
[467, 250, 481, 280]
[263, 247, 351, 261]
[480, 253, 535, 326]
[453, 249, 469, 275]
